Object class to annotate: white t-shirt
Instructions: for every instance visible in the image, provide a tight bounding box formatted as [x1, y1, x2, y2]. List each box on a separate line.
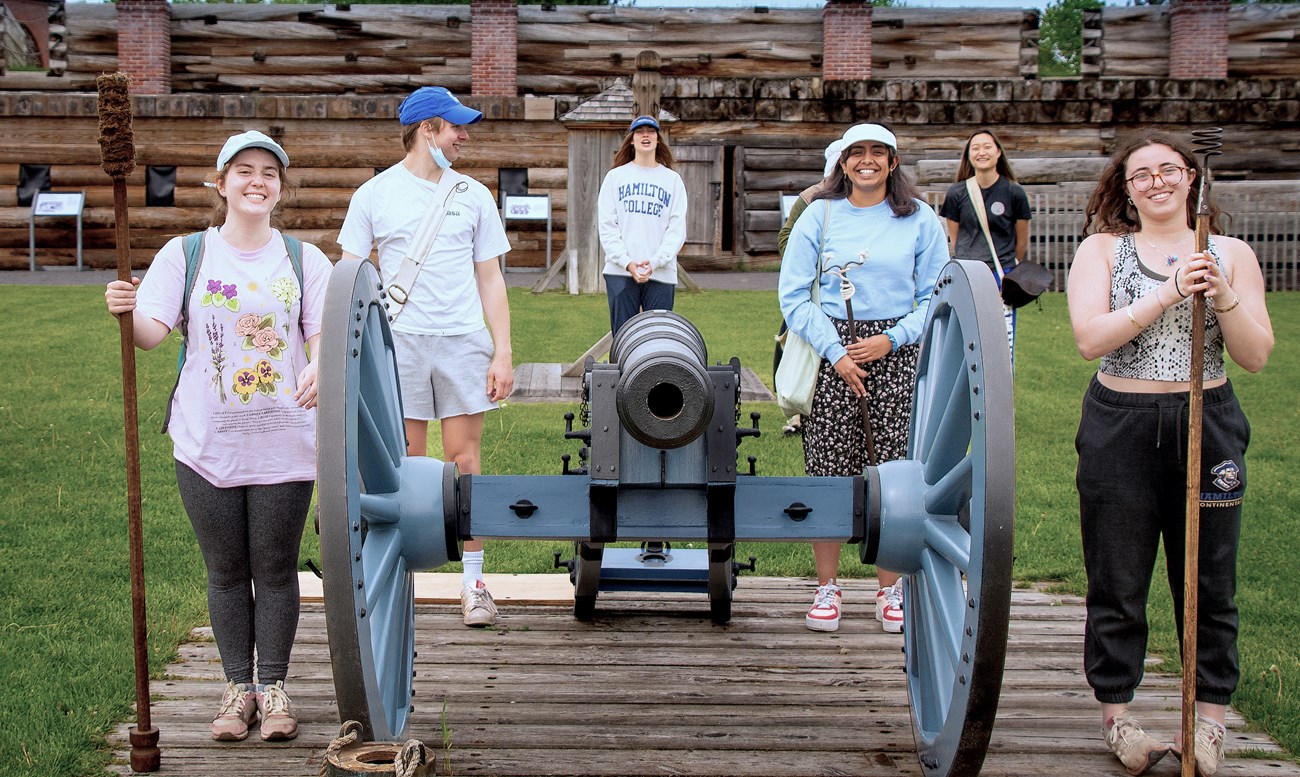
[135, 228, 333, 488]
[597, 161, 688, 285]
[338, 164, 511, 336]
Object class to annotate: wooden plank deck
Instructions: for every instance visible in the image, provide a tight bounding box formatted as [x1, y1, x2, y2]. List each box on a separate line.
[109, 577, 1298, 777]
[508, 363, 775, 403]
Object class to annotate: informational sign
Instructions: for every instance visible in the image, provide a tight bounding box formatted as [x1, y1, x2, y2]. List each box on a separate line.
[33, 191, 84, 216]
[503, 194, 551, 221]
[30, 191, 86, 271]
[500, 193, 553, 270]
[780, 193, 800, 221]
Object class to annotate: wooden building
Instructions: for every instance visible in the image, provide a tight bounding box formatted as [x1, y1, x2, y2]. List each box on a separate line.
[1, 1, 1297, 289]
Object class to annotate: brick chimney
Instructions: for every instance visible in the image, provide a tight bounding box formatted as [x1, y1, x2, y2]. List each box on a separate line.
[1169, 0, 1229, 78]
[116, 0, 171, 95]
[471, 0, 517, 97]
[822, 0, 873, 81]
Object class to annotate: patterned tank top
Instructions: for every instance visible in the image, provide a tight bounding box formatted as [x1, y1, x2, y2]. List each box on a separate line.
[1099, 233, 1226, 382]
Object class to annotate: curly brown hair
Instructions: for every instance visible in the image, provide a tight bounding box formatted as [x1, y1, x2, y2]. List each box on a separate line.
[1082, 129, 1223, 237]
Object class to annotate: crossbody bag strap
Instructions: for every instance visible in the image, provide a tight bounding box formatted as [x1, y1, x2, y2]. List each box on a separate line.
[383, 169, 468, 322]
[965, 177, 1007, 282]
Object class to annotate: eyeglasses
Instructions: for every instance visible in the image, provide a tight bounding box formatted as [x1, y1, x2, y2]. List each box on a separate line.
[1125, 165, 1188, 192]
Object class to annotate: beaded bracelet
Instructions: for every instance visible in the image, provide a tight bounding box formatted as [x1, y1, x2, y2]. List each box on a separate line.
[1126, 305, 1144, 331]
[1212, 294, 1241, 314]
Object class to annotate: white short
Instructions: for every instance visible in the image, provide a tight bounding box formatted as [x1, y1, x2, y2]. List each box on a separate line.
[392, 327, 498, 421]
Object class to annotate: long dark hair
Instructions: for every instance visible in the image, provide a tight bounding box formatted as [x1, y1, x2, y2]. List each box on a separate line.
[612, 128, 675, 170]
[1082, 129, 1223, 237]
[954, 128, 1017, 183]
[812, 145, 919, 218]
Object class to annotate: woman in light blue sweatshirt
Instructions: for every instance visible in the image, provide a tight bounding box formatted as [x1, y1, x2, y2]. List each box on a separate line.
[778, 123, 949, 634]
[597, 115, 688, 335]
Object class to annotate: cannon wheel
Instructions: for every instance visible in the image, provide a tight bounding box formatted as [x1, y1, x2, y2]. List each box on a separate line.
[900, 260, 1016, 777]
[317, 260, 456, 742]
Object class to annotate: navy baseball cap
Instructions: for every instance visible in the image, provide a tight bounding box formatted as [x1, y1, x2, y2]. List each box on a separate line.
[397, 87, 484, 126]
[628, 115, 660, 133]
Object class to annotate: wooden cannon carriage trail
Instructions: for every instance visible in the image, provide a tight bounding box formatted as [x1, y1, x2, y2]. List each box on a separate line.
[108, 576, 1298, 777]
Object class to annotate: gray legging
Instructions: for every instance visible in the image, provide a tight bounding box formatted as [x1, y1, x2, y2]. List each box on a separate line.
[175, 460, 313, 685]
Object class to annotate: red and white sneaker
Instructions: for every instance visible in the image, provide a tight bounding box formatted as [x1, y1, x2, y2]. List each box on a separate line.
[876, 583, 904, 633]
[806, 583, 842, 632]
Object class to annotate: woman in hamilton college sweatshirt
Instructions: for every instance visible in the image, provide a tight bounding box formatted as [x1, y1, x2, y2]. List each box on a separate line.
[597, 114, 689, 335]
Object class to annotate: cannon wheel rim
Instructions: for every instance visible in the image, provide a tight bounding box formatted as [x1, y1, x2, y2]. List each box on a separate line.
[903, 260, 1015, 777]
[318, 259, 416, 742]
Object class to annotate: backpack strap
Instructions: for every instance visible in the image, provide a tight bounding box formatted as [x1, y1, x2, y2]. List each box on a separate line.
[161, 231, 207, 433]
[161, 231, 305, 434]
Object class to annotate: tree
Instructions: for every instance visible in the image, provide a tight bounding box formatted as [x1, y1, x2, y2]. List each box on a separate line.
[1038, 0, 1102, 78]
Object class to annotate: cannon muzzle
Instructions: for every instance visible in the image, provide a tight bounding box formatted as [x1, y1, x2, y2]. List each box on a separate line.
[609, 310, 714, 449]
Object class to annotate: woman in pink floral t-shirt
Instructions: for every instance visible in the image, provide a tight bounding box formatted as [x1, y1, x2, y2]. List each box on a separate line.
[105, 131, 332, 744]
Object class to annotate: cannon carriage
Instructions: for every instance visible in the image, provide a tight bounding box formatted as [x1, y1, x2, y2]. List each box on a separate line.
[316, 258, 1015, 777]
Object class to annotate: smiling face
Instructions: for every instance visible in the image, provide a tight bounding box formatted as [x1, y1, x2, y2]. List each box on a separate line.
[840, 141, 895, 200]
[1123, 142, 1195, 224]
[217, 148, 283, 221]
[967, 132, 1001, 173]
[427, 118, 469, 165]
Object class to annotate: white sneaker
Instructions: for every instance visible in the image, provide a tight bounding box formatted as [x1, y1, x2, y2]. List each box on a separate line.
[806, 583, 842, 632]
[1192, 714, 1226, 776]
[461, 580, 498, 627]
[875, 583, 904, 633]
[1105, 715, 1170, 776]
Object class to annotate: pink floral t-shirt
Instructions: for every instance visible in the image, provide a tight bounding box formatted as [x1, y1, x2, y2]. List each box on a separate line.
[135, 228, 333, 487]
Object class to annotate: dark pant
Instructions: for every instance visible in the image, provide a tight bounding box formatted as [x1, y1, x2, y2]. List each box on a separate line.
[175, 461, 313, 685]
[604, 274, 675, 336]
[1075, 377, 1248, 705]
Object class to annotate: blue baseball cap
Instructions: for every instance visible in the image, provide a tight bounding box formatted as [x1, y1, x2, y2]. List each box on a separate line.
[628, 115, 660, 133]
[397, 87, 484, 126]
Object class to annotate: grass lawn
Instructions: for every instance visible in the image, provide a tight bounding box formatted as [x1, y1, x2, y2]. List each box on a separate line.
[0, 282, 1295, 776]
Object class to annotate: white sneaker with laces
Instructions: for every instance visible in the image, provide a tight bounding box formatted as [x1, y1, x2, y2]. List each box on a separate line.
[875, 583, 904, 633]
[462, 580, 498, 627]
[1105, 715, 1169, 776]
[1192, 714, 1226, 776]
[806, 583, 842, 632]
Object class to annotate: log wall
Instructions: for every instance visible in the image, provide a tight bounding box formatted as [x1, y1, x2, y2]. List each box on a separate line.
[3, 77, 1297, 277]
[6, 3, 1300, 93]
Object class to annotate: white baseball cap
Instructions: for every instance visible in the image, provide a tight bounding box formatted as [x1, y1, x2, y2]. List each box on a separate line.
[839, 123, 898, 153]
[216, 130, 290, 170]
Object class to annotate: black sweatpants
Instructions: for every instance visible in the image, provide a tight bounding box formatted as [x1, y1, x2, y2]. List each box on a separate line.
[1075, 377, 1249, 706]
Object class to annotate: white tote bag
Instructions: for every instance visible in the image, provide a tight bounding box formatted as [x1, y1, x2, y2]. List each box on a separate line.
[775, 201, 829, 418]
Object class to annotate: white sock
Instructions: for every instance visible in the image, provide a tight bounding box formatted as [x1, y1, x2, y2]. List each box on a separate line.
[461, 551, 484, 588]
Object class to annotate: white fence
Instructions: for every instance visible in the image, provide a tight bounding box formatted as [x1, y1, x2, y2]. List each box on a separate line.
[926, 191, 1300, 292]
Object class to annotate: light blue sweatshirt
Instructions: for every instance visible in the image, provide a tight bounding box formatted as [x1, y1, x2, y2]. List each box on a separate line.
[778, 197, 949, 366]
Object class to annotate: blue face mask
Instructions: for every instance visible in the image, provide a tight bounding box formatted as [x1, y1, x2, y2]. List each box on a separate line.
[427, 138, 453, 170]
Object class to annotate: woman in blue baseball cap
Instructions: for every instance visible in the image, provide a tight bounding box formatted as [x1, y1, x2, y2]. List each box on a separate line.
[596, 114, 689, 335]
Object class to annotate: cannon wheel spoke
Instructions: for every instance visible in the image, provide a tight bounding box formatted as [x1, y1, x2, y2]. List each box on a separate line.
[318, 260, 417, 742]
[904, 261, 1016, 777]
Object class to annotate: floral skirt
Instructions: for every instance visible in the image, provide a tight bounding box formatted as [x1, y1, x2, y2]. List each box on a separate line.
[802, 317, 919, 477]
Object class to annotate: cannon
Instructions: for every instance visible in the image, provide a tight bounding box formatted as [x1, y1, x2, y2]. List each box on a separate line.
[316, 259, 1015, 777]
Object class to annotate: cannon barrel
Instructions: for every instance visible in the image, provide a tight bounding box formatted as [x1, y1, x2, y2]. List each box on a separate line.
[608, 310, 714, 450]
